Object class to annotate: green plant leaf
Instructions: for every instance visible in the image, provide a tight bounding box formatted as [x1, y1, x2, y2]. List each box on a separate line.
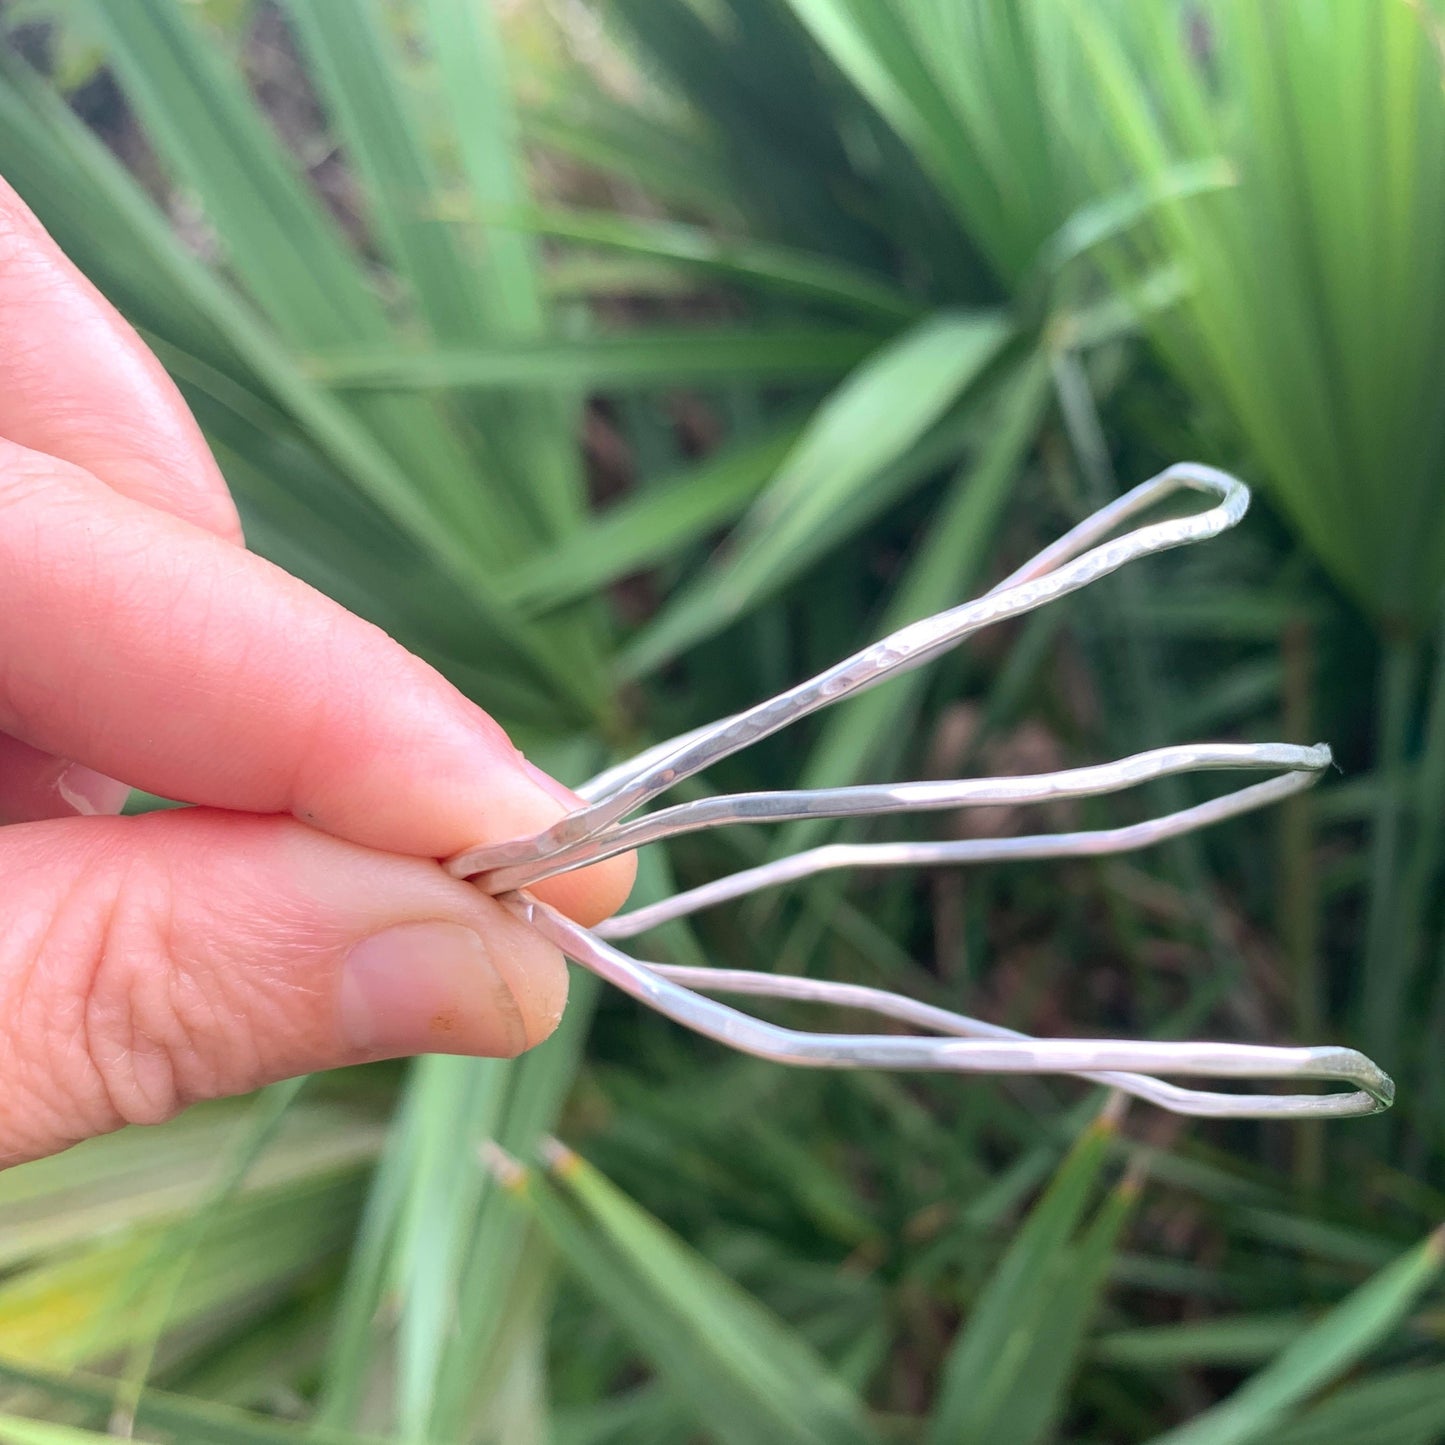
[1146, 1229, 1445, 1445]
[511, 207, 923, 322]
[512, 1144, 880, 1445]
[0, 1172, 364, 1370]
[1094, 1314, 1312, 1370]
[0, 1360, 379, 1445]
[501, 416, 807, 615]
[0, 37, 603, 723]
[623, 309, 1010, 674]
[927, 1107, 1120, 1445]
[0, 1419, 114, 1445]
[775, 349, 1049, 856]
[1065, 0, 1445, 630]
[1268, 1366, 1445, 1445]
[305, 327, 885, 390]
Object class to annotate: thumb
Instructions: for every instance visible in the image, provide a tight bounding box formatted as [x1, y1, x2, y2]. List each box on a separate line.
[1, 809, 568, 1166]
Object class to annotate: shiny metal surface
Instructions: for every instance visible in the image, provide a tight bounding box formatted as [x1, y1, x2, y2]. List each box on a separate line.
[592, 767, 1326, 939]
[445, 463, 1394, 1120]
[513, 899, 1390, 1119]
[478, 742, 1329, 896]
[447, 464, 1249, 880]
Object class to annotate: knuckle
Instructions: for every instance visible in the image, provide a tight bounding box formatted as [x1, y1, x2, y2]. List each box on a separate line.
[86, 815, 324, 1115]
[0, 814, 329, 1161]
[1, 835, 179, 1149]
[74, 849, 188, 1129]
[6, 827, 250, 1136]
[77, 823, 281, 1126]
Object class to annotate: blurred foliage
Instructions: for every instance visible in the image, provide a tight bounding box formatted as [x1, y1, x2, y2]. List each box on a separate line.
[0, 0, 1443, 1441]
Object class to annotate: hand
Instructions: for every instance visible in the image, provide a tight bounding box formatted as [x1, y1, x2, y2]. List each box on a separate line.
[0, 178, 633, 1166]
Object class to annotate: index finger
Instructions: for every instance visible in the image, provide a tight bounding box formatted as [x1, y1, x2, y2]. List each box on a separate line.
[0, 175, 241, 542]
[0, 439, 634, 925]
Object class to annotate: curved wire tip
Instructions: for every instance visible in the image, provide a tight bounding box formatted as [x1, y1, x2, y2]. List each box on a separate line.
[450, 464, 1394, 1121]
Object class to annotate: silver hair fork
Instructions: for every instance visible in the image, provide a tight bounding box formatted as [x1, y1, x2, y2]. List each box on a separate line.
[448, 464, 1394, 1120]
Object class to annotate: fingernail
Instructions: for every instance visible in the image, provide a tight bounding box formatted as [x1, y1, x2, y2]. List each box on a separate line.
[340, 921, 529, 1059]
[56, 763, 132, 817]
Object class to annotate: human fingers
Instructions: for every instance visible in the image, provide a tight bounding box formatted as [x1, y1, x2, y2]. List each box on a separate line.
[0, 175, 241, 542]
[0, 734, 130, 825]
[0, 810, 571, 1166]
[0, 174, 246, 816]
[0, 438, 633, 924]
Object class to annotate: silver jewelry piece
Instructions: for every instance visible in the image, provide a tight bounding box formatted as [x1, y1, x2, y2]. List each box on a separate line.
[448, 464, 1394, 1119]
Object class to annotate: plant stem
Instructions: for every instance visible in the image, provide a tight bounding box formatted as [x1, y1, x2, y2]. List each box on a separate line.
[1413, 928, 1445, 1164]
[1399, 615, 1445, 1172]
[1279, 615, 1322, 1191]
[1361, 635, 1422, 1062]
[1398, 623, 1445, 965]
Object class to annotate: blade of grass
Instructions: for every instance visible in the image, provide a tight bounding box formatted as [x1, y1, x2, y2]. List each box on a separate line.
[312, 1072, 437, 1430]
[775, 349, 1049, 858]
[108, 1079, 308, 1434]
[1361, 638, 1422, 1060]
[926, 1105, 1119, 1444]
[502, 1143, 879, 1445]
[551, 1387, 691, 1445]
[423, 973, 605, 1439]
[623, 310, 1010, 675]
[276, 0, 565, 569]
[0, 1098, 380, 1271]
[510, 207, 923, 323]
[0, 1359, 379, 1445]
[424, 0, 596, 571]
[82, 0, 515, 552]
[604, 0, 908, 265]
[279, 0, 494, 341]
[391, 1057, 513, 1439]
[1267, 1366, 1445, 1445]
[1093, 1314, 1313, 1370]
[424, 0, 548, 336]
[307, 326, 885, 390]
[978, 1164, 1141, 1445]
[1069, 0, 1445, 628]
[81, 0, 375, 342]
[521, 97, 735, 222]
[1034, 157, 1236, 279]
[0, 1420, 115, 1445]
[499, 416, 806, 616]
[1145, 1228, 1445, 1445]
[330, 808, 615, 1440]
[0, 1171, 364, 1369]
[777, 0, 1106, 280]
[285, 0, 593, 569]
[774, 0, 986, 242]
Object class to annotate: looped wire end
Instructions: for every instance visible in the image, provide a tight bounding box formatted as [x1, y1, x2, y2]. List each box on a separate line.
[448, 464, 1393, 1121]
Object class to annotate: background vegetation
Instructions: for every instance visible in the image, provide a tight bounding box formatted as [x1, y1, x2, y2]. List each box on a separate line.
[0, 1, 1442, 1440]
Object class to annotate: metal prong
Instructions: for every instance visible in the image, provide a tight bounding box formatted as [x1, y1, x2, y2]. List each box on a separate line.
[447, 464, 1248, 881]
[446, 464, 1393, 1121]
[651, 968, 1390, 1119]
[471, 742, 1328, 895]
[594, 767, 1325, 939]
[510, 897, 1392, 1120]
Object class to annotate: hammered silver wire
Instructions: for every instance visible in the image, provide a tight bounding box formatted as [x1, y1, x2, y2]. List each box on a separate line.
[447, 463, 1394, 1119]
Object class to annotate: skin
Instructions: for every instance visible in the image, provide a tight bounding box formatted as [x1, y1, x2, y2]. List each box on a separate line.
[0, 177, 635, 1167]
